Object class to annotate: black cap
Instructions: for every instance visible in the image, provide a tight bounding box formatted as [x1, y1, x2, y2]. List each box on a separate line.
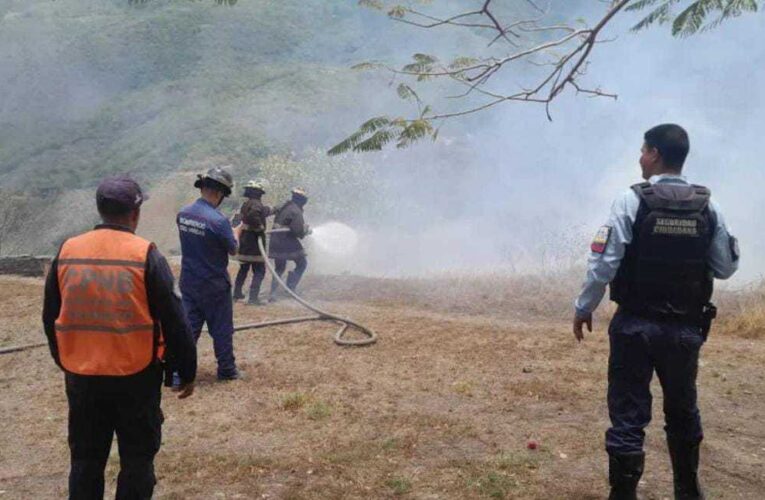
[96, 175, 148, 210]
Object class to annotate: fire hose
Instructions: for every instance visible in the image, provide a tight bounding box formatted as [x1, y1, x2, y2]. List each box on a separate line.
[0, 341, 47, 355]
[0, 230, 377, 356]
[232, 232, 377, 346]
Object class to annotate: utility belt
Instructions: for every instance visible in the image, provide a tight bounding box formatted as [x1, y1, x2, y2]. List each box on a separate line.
[617, 302, 717, 339]
[240, 223, 265, 233]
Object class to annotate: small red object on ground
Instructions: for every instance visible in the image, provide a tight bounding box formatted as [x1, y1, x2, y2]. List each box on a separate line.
[527, 440, 538, 450]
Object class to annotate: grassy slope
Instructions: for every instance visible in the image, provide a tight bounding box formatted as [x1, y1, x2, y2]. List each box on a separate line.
[0, 0, 404, 253]
[0, 1, 377, 192]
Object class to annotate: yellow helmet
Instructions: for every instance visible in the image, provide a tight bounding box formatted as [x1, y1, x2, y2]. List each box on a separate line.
[244, 180, 266, 192]
[291, 187, 308, 198]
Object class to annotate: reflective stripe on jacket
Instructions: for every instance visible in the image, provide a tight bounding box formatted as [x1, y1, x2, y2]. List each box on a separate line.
[56, 229, 162, 376]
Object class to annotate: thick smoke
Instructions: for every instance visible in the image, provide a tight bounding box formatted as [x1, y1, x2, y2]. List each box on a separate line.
[1, 1, 762, 284]
[316, 3, 765, 282]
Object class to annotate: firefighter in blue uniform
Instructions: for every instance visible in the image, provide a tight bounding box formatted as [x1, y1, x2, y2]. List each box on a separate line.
[573, 124, 739, 500]
[177, 167, 241, 380]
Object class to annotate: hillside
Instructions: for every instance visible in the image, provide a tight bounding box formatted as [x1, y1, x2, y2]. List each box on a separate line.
[0, 0, 413, 253]
[1, 0, 376, 188]
[1, 0, 535, 256]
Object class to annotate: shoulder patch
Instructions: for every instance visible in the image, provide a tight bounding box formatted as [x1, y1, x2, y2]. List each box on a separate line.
[591, 226, 612, 254]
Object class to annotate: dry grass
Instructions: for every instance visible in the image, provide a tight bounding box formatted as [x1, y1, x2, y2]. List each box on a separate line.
[715, 282, 765, 339]
[1, 273, 763, 499]
[298, 267, 591, 321]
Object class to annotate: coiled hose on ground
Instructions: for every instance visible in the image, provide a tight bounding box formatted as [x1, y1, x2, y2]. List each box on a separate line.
[0, 238, 377, 355]
[234, 237, 376, 347]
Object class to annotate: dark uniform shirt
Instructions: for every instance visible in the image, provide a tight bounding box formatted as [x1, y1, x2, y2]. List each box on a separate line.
[237, 198, 272, 260]
[42, 224, 197, 384]
[268, 200, 308, 260]
[177, 198, 238, 295]
[574, 174, 739, 318]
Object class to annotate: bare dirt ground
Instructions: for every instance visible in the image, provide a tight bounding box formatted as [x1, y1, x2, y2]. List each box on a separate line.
[1, 273, 763, 499]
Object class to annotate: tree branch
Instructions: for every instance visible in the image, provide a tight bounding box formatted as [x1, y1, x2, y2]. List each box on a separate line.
[332, 0, 637, 154]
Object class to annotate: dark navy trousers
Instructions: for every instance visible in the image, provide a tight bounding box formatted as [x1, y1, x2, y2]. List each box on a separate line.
[66, 366, 163, 500]
[606, 310, 705, 455]
[181, 287, 236, 378]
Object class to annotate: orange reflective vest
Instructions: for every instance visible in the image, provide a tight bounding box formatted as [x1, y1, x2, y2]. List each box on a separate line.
[56, 229, 163, 376]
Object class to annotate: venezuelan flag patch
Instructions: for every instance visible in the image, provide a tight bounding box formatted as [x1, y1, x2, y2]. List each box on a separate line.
[591, 226, 612, 254]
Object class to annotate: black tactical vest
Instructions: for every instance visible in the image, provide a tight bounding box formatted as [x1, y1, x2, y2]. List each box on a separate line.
[610, 182, 715, 322]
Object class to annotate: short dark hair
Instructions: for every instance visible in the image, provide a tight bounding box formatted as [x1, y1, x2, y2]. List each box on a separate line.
[97, 197, 133, 218]
[644, 124, 690, 169]
[199, 178, 231, 196]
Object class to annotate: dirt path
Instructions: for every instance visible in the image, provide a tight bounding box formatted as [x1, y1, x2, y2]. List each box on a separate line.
[1, 276, 763, 499]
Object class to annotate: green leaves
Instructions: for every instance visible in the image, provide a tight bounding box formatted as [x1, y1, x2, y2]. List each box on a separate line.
[350, 61, 382, 71]
[328, 116, 437, 155]
[360, 116, 393, 133]
[402, 53, 438, 81]
[448, 57, 480, 70]
[628, 0, 677, 32]
[388, 5, 408, 18]
[674, 0, 758, 36]
[358, 0, 385, 10]
[327, 116, 391, 155]
[396, 119, 433, 149]
[628, 0, 760, 37]
[396, 83, 419, 102]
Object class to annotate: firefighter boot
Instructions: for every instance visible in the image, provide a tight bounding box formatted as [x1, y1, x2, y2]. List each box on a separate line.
[247, 277, 264, 305]
[286, 271, 301, 292]
[608, 452, 644, 500]
[233, 265, 248, 301]
[668, 438, 704, 500]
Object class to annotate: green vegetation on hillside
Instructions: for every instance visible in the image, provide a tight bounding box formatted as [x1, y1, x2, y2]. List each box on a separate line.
[0, 0, 413, 252]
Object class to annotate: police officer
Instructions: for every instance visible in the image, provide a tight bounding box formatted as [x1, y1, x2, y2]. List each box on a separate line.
[573, 124, 739, 500]
[42, 176, 197, 499]
[268, 187, 311, 300]
[177, 167, 241, 380]
[233, 180, 274, 305]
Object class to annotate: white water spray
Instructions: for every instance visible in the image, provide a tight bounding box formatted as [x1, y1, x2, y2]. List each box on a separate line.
[309, 221, 359, 257]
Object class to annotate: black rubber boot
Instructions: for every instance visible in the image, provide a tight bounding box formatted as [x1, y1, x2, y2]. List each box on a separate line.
[247, 264, 266, 306]
[668, 438, 704, 500]
[247, 268, 265, 305]
[268, 282, 281, 302]
[269, 275, 281, 297]
[233, 265, 248, 301]
[608, 452, 644, 500]
[286, 271, 301, 292]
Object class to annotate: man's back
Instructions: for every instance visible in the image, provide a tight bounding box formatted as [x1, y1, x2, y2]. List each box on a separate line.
[572, 124, 740, 499]
[575, 174, 738, 319]
[42, 173, 197, 500]
[177, 198, 237, 294]
[240, 198, 270, 233]
[611, 180, 715, 321]
[56, 228, 156, 376]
